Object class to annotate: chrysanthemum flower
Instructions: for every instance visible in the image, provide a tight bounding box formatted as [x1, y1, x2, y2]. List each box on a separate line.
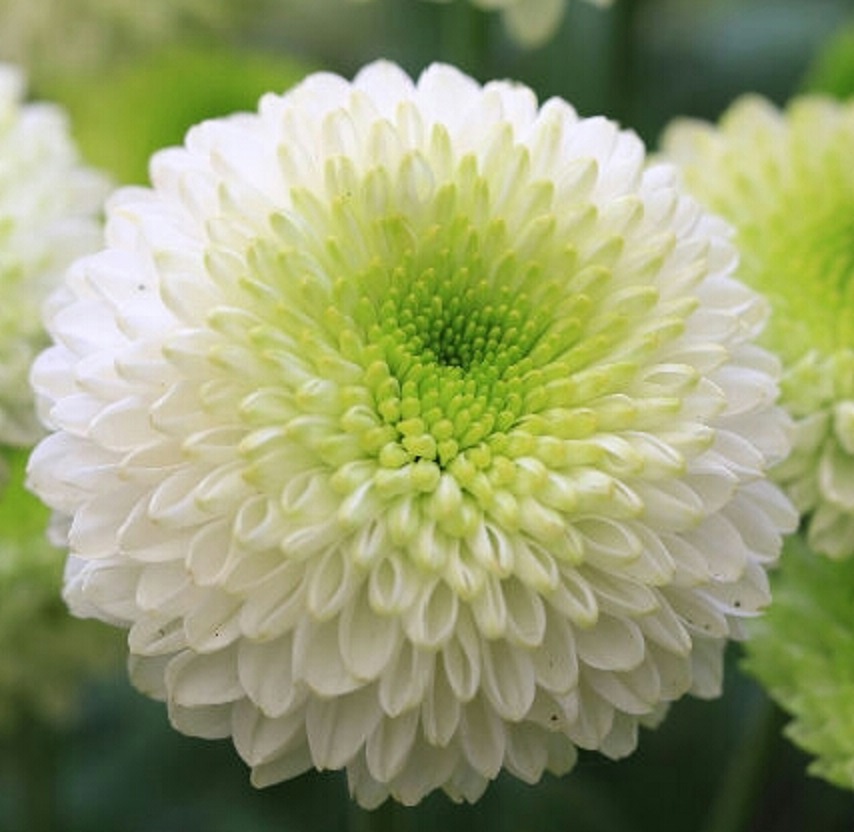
[744, 535, 854, 790]
[0, 63, 108, 452]
[661, 97, 854, 559]
[28, 61, 795, 807]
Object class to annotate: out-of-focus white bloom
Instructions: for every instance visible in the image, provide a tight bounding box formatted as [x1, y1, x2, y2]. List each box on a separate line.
[0, 65, 113, 728]
[470, 0, 613, 47]
[662, 96, 854, 559]
[0, 0, 231, 76]
[350, 0, 613, 48]
[0, 64, 107, 449]
[29, 61, 795, 807]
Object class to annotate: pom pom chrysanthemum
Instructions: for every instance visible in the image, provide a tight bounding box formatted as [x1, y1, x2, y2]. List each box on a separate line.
[662, 97, 854, 559]
[28, 62, 796, 806]
[0, 64, 107, 452]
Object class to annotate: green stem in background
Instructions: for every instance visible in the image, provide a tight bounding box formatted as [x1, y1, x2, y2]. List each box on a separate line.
[17, 713, 59, 832]
[349, 796, 415, 832]
[438, 0, 492, 80]
[699, 688, 782, 832]
[608, 0, 642, 127]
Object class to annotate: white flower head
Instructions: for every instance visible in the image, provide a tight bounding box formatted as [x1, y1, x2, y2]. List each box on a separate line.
[0, 63, 108, 449]
[28, 61, 796, 807]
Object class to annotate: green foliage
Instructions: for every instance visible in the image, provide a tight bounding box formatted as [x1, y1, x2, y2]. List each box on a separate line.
[745, 535, 854, 791]
[0, 450, 122, 732]
[48, 43, 314, 183]
[802, 20, 854, 98]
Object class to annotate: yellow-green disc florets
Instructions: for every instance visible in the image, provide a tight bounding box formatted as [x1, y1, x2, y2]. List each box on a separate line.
[662, 96, 854, 558]
[29, 62, 795, 807]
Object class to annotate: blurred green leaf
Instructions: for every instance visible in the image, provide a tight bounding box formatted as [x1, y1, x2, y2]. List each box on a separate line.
[46, 43, 316, 184]
[802, 18, 854, 97]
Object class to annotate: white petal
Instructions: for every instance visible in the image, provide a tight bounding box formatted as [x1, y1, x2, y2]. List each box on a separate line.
[339, 590, 401, 680]
[482, 639, 536, 721]
[237, 635, 301, 718]
[575, 615, 645, 672]
[459, 695, 506, 779]
[293, 618, 362, 697]
[166, 646, 243, 707]
[422, 663, 461, 747]
[306, 686, 382, 769]
[365, 710, 420, 783]
[232, 698, 306, 766]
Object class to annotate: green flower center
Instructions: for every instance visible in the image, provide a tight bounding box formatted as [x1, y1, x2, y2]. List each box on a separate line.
[752, 194, 854, 361]
[363, 258, 546, 470]
[204, 146, 700, 586]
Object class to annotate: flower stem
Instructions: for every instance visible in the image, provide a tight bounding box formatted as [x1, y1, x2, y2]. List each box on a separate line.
[699, 688, 782, 832]
[438, 1, 491, 80]
[608, 0, 642, 126]
[18, 715, 59, 832]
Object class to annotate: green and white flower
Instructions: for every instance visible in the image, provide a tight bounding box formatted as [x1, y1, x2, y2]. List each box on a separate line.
[28, 61, 795, 807]
[0, 63, 107, 451]
[744, 535, 854, 790]
[662, 96, 854, 559]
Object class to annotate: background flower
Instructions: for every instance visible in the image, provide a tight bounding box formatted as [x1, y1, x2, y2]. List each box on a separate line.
[0, 451, 121, 731]
[0, 0, 240, 83]
[28, 60, 794, 807]
[0, 64, 107, 454]
[0, 64, 118, 732]
[661, 96, 854, 559]
[744, 534, 854, 790]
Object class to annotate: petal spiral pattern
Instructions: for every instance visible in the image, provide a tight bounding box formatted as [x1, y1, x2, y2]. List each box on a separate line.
[29, 62, 796, 806]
